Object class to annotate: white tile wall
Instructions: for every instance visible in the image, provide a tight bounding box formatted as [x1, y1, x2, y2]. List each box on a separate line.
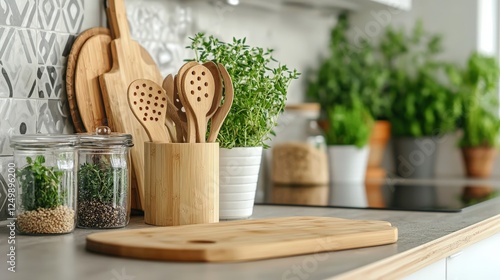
[126, 0, 336, 104]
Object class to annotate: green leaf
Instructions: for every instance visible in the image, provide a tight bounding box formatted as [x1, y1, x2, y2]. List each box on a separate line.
[17, 155, 65, 211]
[186, 33, 300, 148]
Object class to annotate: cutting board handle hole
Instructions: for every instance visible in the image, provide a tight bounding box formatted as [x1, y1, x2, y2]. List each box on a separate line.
[189, 240, 216, 244]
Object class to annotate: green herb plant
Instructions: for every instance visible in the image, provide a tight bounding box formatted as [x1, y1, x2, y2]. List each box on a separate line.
[447, 52, 500, 147]
[78, 156, 127, 205]
[307, 13, 389, 120]
[187, 33, 300, 148]
[17, 155, 64, 211]
[379, 21, 461, 137]
[325, 97, 374, 148]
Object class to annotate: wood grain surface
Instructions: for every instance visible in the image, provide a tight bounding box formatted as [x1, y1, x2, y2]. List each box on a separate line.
[66, 27, 110, 133]
[144, 142, 219, 226]
[86, 216, 397, 262]
[75, 34, 112, 132]
[127, 79, 170, 142]
[100, 0, 162, 209]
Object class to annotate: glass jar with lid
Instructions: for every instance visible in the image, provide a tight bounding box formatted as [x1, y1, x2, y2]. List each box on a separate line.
[77, 126, 133, 229]
[271, 103, 329, 185]
[11, 134, 79, 235]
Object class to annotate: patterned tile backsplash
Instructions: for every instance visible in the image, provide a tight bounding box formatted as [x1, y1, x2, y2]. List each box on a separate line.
[0, 0, 83, 156]
[126, 0, 194, 77]
[0, 156, 9, 220]
[0, 0, 196, 219]
[0, 0, 86, 219]
[0, 0, 195, 220]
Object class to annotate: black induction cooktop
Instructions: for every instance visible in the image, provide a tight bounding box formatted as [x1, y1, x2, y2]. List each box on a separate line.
[256, 180, 500, 212]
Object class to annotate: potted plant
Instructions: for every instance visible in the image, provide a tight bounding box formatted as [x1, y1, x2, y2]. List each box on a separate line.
[324, 97, 374, 183]
[447, 52, 500, 177]
[379, 21, 461, 179]
[186, 33, 299, 219]
[307, 13, 390, 177]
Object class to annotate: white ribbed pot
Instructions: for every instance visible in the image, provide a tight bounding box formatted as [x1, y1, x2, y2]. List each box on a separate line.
[328, 145, 370, 183]
[219, 147, 263, 220]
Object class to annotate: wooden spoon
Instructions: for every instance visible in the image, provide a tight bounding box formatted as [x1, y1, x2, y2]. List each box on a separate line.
[207, 64, 234, 143]
[163, 74, 185, 143]
[181, 64, 216, 143]
[173, 75, 187, 123]
[128, 79, 170, 143]
[203, 61, 223, 121]
[176, 61, 199, 143]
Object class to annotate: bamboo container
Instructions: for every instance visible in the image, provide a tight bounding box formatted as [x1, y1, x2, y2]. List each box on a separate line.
[144, 142, 219, 226]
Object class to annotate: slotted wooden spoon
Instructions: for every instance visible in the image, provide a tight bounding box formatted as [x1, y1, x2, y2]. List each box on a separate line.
[207, 64, 234, 142]
[128, 79, 170, 142]
[176, 62, 199, 143]
[181, 65, 216, 143]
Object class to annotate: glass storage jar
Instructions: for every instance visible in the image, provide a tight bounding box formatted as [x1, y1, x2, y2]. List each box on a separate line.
[271, 103, 329, 186]
[77, 127, 133, 229]
[10, 134, 79, 235]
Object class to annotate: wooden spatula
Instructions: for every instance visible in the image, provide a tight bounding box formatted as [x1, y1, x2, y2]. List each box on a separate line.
[99, 0, 163, 209]
[181, 65, 216, 143]
[207, 64, 234, 143]
[128, 79, 170, 142]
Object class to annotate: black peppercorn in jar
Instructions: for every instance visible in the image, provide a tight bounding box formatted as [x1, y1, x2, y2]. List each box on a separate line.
[77, 127, 133, 229]
[10, 134, 79, 235]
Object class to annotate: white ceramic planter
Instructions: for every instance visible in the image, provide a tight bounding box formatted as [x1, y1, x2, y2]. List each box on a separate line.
[328, 145, 370, 183]
[219, 147, 263, 220]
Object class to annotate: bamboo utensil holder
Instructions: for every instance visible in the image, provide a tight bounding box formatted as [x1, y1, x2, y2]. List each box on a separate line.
[144, 142, 219, 226]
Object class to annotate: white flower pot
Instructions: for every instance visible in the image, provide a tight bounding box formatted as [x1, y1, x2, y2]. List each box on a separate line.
[328, 145, 370, 183]
[219, 147, 263, 220]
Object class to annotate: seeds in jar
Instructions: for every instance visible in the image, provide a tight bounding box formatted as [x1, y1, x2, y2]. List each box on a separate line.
[77, 201, 127, 228]
[16, 155, 74, 234]
[77, 161, 128, 228]
[16, 206, 75, 234]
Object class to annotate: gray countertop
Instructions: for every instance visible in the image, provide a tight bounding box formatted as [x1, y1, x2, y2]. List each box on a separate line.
[1, 194, 500, 280]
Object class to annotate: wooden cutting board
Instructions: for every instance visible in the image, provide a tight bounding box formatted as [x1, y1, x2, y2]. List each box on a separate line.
[100, 0, 163, 209]
[86, 216, 398, 262]
[75, 34, 112, 132]
[66, 27, 110, 133]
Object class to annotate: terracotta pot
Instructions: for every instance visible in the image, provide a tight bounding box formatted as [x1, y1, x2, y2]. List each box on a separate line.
[368, 120, 391, 168]
[461, 147, 497, 178]
[317, 119, 329, 132]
